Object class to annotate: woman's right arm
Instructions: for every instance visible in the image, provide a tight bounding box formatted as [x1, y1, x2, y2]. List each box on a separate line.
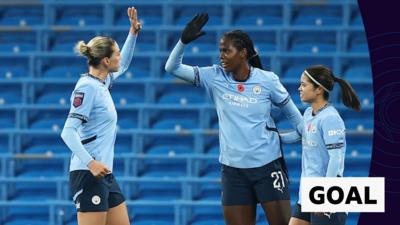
[165, 13, 209, 83]
[61, 118, 94, 166]
[280, 130, 302, 144]
[61, 118, 111, 177]
[165, 40, 196, 83]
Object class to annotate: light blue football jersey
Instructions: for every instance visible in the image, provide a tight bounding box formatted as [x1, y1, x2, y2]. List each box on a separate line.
[194, 65, 290, 168]
[68, 74, 117, 171]
[299, 105, 346, 203]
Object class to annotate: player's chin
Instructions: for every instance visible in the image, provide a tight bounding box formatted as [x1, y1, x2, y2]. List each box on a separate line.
[221, 64, 232, 72]
[300, 94, 306, 102]
[110, 66, 120, 73]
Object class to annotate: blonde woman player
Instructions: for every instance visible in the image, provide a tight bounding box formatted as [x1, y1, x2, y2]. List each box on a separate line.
[61, 7, 141, 225]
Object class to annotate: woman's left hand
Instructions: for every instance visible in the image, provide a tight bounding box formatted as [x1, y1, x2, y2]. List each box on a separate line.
[128, 7, 142, 35]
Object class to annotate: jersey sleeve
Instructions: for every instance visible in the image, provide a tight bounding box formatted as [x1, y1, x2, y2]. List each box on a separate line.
[67, 82, 97, 123]
[321, 114, 346, 177]
[321, 115, 346, 150]
[193, 65, 217, 89]
[269, 73, 290, 106]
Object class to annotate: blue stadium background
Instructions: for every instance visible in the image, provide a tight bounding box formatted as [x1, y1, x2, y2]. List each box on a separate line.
[0, 0, 373, 224]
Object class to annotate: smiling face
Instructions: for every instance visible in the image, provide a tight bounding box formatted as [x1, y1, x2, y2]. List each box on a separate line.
[219, 37, 247, 73]
[299, 73, 322, 103]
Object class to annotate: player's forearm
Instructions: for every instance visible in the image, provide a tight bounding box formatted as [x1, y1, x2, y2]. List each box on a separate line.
[326, 149, 342, 177]
[61, 118, 93, 166]
[113, 33, 137, 79]
[280, 97, 303, 135]
[165, 40, 196, 83]
[280, 131, 301, 143]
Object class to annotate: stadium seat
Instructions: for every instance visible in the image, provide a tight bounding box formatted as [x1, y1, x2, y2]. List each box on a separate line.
[146, 144, 193, 155]
[204, 136, 219, 155]
[114, 5, 162, 26]
[1, 205, 49, 225]
[21, 135, 67, 154]
[292, 6, 342, 26]
[350, 83, 374, 106]
[113, 30, 157, 53]
[138, 159, 187, 178]
[35, 91, 69, 105]
[49, 31, 96, 52]
[42, 65, 86, 78]
[121, 68, 151, 80]
[348, 32, 368, 52]
[55, 7, 102, 26]
[343, 63, 372, 81]
[3, 218, 48, 225]
[117, 57, 151, 79]
[130, 206, 174, 225]
[117, 111, 139, 129]
[0, 66, 28, 79]
[0, 32, 36, 53]
[193, 182, 220, 201]
[0, 85, 22, 105]
[341, 106, 373, 131]
[0, 111, 15, 129]
[28, 110, 66, 131]
[281, 58, 334, 79]
[173, 6, 223, 25]
[112, 84, 145, 105]
[289, 31, 336, 53]
[198, 161, 220, 177]
[151, 111, 198, 130]
[8, 182, 57, 201]
[133, 182, 181, 201]
[14, 159, 65, 177]
[0, 6, 43, 26]
[233, 6, 282, 26]
[156, 85, 205, 105]
[0, 135, 8, 154]
[351, 8, 363, 26]
[189, 205, 224, 225]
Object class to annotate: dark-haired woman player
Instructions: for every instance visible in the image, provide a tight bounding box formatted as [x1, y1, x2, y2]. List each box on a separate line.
[165, 13, 303, 225]
[281, 65, 361, 225]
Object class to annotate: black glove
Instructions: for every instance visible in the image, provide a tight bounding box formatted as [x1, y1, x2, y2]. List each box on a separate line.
[180, 13, 209, 44]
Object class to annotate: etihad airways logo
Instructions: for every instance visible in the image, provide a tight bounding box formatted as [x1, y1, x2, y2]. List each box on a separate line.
[222, 93, 258, 108]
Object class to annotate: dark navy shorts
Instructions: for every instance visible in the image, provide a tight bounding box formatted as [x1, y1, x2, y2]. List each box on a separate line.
[292, 204, 347, 225]
[221, 158, 290, 206]
[69, 170, 125, 212]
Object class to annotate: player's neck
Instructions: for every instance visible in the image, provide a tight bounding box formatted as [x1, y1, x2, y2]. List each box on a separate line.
[311, 99, 329, 115]
[89, 67, 108, 82]
[232, 64, 250, 82]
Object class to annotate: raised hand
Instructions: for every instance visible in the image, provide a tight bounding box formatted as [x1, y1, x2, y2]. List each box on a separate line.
[181, 13, 209, 44]
[128, 7, 142, 35]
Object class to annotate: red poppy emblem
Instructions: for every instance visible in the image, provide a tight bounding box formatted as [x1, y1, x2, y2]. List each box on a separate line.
[307, 123, 313, 132]
[237, 84, 245, 92]
[73, 92, 84, 107]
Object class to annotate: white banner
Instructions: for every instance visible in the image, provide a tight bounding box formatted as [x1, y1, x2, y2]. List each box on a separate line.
[300, 177, 385, 212]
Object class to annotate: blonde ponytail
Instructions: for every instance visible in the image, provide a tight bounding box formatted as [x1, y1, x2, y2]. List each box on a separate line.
[74, 41, 91, 57]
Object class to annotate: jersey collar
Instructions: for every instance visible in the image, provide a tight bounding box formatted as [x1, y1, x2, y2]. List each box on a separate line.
[312, 103, 330, 116]
[83, 73, 106, 85]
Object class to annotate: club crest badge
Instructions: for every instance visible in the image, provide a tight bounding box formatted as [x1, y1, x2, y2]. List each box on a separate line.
[253, 85, 261, 94]
[73, 92, 84, 108]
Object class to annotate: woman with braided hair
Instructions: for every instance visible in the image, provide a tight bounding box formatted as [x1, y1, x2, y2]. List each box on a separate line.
[165, 13, 303, 225]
